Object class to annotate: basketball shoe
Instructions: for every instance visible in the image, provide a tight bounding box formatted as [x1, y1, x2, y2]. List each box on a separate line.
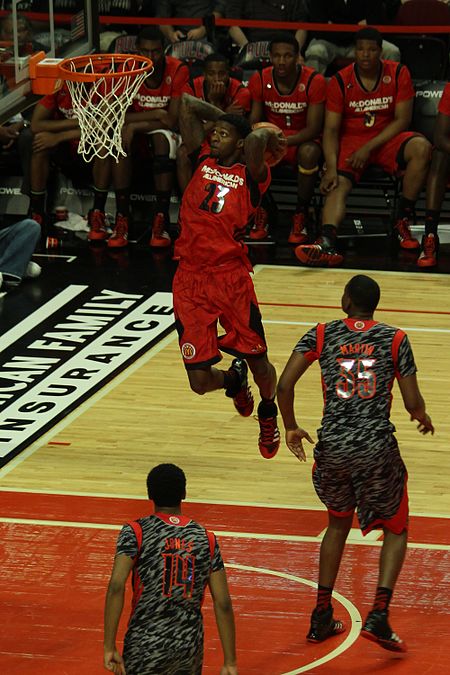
[295, 238, 343, 267]
[394, 217, 420, 250]
[307, 606, 346, 643]
[257, 400, 280, 459]
[225, 359, 254, 417]
[288, 212, 308, 244]
[249, 207, 269, 240]
[361, 609, 407, 652]
[108, 213, 129, 248]
[87, 209, 108, 242]
[150, 212, 171, 248]
[417, 233, 439, 268]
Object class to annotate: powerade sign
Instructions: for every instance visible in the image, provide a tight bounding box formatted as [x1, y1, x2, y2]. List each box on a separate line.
[0, 288, 174, 466]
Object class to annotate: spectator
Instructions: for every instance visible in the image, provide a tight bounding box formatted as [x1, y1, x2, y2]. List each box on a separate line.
[227, 0, 307, 54]
[28, 82, 89, 247]
[300, 0, 401, 75]
[104, 463, 237, 675]
[0, 218, 41, 291]
[177, 53, 251, 191]
[249, 33, 326, 242]
[88, 26, 189, 249]
[295, 28, 431, 267]
[417, 81, 450, 268]
[0, 12, 46, 56]
[157, 0, 225, 44]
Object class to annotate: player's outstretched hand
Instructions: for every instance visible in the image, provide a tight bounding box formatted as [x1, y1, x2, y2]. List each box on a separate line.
[220, 665, 238, 675]
[410, 413, 434, 435]
[104, 648, 126, 674]
[266, 129, 288, 162]
[320, 171, 338, 194]
[286, 427, 314, 462]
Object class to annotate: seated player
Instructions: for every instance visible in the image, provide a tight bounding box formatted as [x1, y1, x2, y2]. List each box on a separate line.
[295, 27, 431, 267]
[418, 82, 450, 268]
[249, 33, 326, 242]
[177, 52, 251, 192]
[173, 92, 286, 458]
[28, 82, 90, 247]
[88, 26, 189, 249]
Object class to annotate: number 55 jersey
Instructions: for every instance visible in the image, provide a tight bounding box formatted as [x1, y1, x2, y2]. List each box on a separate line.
[294, 318, 417, 442]
[175, 145, 271, 268]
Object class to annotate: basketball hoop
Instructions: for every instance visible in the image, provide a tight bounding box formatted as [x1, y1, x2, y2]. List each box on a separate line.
[30, 52, 153, 162]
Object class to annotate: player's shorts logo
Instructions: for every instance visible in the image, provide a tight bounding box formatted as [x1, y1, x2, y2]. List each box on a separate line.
[251, 343, 265, 353]
[165, 76, 172, 85]
[354, 320, 366, 330]
[298, 83, 306, 92]
[169, 516, 180, 524]
[364, 112, 376, 128]
[383, 75, 392, 84]
[181, 342, 196, 359]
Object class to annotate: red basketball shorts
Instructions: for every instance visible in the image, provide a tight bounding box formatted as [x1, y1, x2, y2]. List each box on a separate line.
[172, 260, 267, 369]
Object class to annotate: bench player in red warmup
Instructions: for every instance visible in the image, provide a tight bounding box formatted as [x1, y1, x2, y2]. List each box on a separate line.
[249, 33, 326, 243]
[277, 274, 434, 652]
[172, 92, 286, 458]
[295, 27, 431, 267]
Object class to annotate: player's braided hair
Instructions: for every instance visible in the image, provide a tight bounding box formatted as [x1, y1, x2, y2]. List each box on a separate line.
[147, 463, 186, 506]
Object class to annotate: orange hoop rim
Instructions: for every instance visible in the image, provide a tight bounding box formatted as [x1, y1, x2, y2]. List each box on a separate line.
[57, 53, 153, 83]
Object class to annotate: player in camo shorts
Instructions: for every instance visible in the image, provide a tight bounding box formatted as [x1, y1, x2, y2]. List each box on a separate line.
[103, 464, 237, 675]
[277, 274, 434, 653]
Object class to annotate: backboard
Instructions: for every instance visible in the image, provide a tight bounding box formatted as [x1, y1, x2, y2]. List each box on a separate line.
[0, 0, 98, 124]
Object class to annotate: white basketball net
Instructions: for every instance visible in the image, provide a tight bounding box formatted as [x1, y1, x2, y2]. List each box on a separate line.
[64, 56, 152, 163]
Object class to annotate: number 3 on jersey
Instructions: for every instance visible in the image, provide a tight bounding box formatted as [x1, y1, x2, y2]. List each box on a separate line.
[336, 357, 377, 400]
[199, 182, 230, 213]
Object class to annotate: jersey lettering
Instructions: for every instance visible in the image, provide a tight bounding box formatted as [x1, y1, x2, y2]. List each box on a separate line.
[199, 182, 230, 213]
[336, 357, 377, 400]
[162, 552, 196, 598]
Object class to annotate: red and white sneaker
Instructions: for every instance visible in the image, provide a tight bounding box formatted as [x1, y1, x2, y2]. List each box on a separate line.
[417, 233, 438, 268]
[107, 213, 129, 248]
[288, 212, 308, 244]
[295, 238, 344, 267]
[249, 207, 269, 240]
[394, 217, 420, 250]
[150, 213, 171, 248]
[87, 209, 108, 242]
[225, 359, 254, 417]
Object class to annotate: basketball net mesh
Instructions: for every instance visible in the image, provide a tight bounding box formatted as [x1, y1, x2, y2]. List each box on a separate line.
[65, 56, 152, 162]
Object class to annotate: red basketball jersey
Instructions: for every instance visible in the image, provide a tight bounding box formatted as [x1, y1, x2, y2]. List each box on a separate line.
[248, 65, 326, 134]
[438, 82, 450, 116]
[175, 147, 271, 267]
[131, 56, 189, 112]
[327, 60, 415, 140]
[190, 76, 251, 112]
[38, 83, 75, 119]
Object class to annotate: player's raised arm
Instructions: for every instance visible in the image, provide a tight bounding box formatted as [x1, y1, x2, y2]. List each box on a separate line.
[179, 93, 224, 154]
[244, 126, 287, 183]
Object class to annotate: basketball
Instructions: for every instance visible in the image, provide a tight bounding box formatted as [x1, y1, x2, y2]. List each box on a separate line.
[252, 121, 287, 167]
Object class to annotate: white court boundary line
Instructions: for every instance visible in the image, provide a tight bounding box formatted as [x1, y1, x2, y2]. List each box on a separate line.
[0, 517, 449, 551]
[264, 319, 450, 334]
[0, 487, 448, 520]
[0, 330, 178, 478]
[227, 564, 361, 675]
[253, 264, 449, 278]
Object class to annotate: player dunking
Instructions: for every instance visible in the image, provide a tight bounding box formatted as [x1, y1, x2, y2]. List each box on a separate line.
[173, 93, 286, 458]
[104, 464, 237, 675]
[277, 275, 434, 651]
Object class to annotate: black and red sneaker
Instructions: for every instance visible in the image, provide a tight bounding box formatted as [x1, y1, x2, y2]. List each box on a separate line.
[87, 209, 108, 242]
[394, 217, 420, 250]
[307, 606, 346, 643]
[361, 610, 407, 653]
[257, 400, 280, 459]
[249, 207, 269, 241]
[150, 212, 171, 248]
[288, 212, 308, 244]
[295, 238, 343, 267]
[225, 359, 254, 417]
[417, 233, 439, 268]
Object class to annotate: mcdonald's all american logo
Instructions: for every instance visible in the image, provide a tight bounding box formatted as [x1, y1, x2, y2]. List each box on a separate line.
[181, 342, 196, 359]
[169, 516, 180, 524]
[355, 320, 366, 330]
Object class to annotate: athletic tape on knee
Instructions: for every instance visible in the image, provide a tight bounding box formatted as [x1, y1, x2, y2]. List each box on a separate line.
[298, 164, 319, 175]
[146, 129, 182, 160]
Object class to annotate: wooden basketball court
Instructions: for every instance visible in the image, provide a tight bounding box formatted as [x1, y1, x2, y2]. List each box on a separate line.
[1, 266, 449, 673]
